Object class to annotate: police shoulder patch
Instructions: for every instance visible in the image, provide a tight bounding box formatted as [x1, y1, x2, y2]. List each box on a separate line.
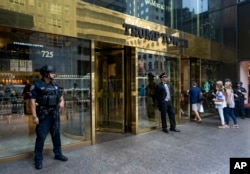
[30, 85, 35, 91]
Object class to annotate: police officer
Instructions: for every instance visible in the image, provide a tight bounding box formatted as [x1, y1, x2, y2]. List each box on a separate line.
[30, 65, 68, 170]
[234, 81, 247, 119]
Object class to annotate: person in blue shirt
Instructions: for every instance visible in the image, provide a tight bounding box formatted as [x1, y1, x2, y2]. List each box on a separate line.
[188, 81, 202, 123]
[139, 84, 145, 104]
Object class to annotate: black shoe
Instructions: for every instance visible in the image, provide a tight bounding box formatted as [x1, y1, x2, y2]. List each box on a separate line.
[162, 129, 169, 133]
[35, 162, 42, 170]
[170, 128, 180, 132]
[55, 155, 68, 161]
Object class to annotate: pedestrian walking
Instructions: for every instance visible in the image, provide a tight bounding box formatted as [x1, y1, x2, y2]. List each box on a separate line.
[188, 81, 202, 123]
[212, 81, 227, 128]
[223, 79, 239, 128]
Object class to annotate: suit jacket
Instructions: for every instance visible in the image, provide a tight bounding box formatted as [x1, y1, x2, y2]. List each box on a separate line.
[155, 82, 174, 109]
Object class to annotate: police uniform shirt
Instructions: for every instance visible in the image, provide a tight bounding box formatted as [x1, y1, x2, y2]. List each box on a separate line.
[30, 80, 62, 104]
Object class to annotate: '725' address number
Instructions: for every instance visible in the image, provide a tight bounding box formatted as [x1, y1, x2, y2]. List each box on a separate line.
[41, 51, 54, 58]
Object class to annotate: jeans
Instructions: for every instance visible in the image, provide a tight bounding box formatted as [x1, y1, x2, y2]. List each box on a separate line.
[217, 107, 225, 125]
[223, 107, 237, 125]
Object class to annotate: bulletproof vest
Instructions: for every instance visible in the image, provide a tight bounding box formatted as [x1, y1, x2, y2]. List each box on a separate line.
[36, 82, 60, 107]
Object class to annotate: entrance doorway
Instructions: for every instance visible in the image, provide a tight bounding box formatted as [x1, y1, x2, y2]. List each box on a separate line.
[95, 42, 126, 134]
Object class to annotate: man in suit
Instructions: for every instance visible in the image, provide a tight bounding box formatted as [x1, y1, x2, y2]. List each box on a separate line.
[155, 72, 180, 133]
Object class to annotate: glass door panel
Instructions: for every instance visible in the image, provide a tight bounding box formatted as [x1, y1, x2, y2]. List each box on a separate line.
[136, 49, 180, 132]
[95, 44, 124, 133]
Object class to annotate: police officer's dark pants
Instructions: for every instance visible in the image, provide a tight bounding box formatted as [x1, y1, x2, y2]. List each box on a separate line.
[160, 101, 176, 130]
[34, 114, 62, 163]
[235, 99, 246, 118]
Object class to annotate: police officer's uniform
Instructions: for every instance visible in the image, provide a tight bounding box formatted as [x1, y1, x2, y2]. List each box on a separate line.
[234, 81, 246, 119]
[30, 65, 67, 170]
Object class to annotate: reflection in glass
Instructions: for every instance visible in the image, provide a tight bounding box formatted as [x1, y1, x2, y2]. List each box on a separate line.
[137, 51, 179, 130]
[82, 0, 221, 41]
[200, 60, 222, 113]
[95, 44, 124, 132]
[0, 26, 91, 158]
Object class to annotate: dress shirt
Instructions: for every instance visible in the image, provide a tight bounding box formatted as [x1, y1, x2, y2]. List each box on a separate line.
[164, 83, 170, 101]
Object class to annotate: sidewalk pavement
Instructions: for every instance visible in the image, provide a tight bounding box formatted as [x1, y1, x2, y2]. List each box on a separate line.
[1, 116, 250, 174]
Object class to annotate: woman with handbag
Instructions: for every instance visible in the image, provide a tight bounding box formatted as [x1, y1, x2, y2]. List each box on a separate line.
[213, 81, 227, 129]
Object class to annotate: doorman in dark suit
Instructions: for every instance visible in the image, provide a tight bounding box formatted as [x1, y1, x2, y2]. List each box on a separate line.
[155, 72, 180, 133]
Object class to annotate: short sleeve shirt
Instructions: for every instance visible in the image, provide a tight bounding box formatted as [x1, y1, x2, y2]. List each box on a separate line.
[30, 79, 62, 100]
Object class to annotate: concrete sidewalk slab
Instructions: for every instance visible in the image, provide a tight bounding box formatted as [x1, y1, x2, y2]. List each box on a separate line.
[1, 116, 250, 174]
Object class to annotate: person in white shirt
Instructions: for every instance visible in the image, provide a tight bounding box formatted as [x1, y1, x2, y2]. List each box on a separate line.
[213, 81, 227, 129]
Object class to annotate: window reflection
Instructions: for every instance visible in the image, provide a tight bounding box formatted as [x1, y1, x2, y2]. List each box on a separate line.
[0, 26, 91, 158]
[137, 51, 179, 130]
[200, 60, 222, 113]
[82, 0, 221, 41]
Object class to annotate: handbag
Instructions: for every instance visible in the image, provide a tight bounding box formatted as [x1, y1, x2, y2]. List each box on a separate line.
[199, 92, 203, 101]
[199, 104, 204, 113]
[214, 101, 223, 105]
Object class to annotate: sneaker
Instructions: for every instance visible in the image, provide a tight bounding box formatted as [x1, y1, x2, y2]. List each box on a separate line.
[224, 125, 230, 128]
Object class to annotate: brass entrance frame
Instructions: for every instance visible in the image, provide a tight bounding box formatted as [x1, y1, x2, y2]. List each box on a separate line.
[94, 42, 125, 134]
